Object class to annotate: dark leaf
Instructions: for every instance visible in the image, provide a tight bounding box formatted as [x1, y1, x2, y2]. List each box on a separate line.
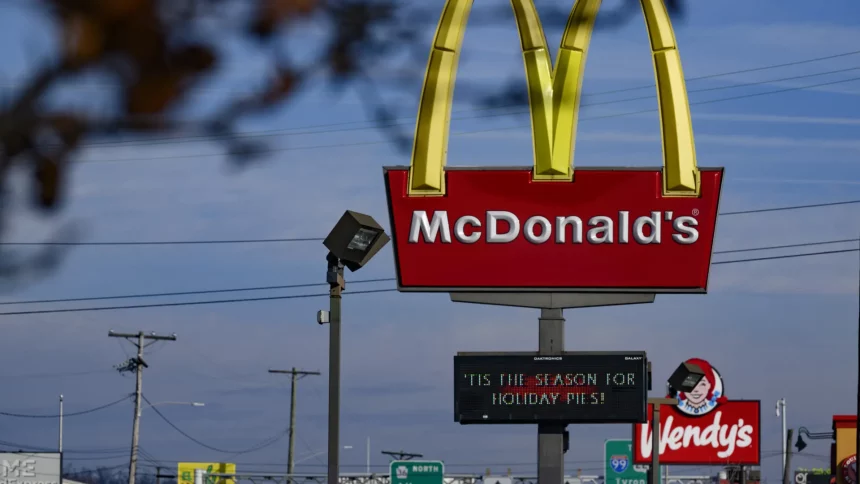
[169, 44, 218, 73]
[61, 13, 105, 68]
[263, 67, 300, 102]
[33, 155, 65, 210]
[125, 72, 184, 115]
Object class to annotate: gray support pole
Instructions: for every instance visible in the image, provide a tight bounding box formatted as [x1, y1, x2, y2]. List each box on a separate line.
[327, 255, 344, 484]
[783, 429, 794, 484]
[537, 308, 565, 484]
[58, 395, 63, 453]
[650, 404, 660, 484]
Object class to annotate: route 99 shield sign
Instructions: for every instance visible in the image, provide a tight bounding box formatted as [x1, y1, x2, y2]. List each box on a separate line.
[454, 352, 647, 424]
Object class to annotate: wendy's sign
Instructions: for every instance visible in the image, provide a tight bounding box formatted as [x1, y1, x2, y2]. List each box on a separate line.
[633, 358, 762, 465]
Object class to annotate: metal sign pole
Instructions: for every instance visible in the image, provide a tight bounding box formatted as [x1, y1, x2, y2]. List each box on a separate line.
[537, 308, 565, 484]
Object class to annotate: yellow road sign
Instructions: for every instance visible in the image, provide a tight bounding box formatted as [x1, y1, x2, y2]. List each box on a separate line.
[177, 462, 236, 484]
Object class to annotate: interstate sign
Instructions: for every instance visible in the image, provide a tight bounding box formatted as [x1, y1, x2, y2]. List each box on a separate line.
[390, 460, 444, 484]
[604, 439, 653, 484]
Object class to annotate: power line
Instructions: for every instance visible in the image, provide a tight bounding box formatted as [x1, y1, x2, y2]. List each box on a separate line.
[74, 49, 860, 149]
[3, 199, 858, 247]
[719, 199, 860, 216]
[0, 394, 132, 418]
[0, 288, 396, 315]
[1, 248, 858, 316]
[0, 439, 127, 454]
[141, 394, 289, 455]
[78, 74, 860, 164]
[0, 277, 395, 305]
[714, 238, 859, 255]
[713, 248, 859, 264]
[1, 238, 857, 307]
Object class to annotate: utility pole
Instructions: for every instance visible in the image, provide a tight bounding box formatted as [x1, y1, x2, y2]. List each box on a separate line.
[109, 330, 177, 484]
[783, 429, 794, 484]
[381, 451, 423, 461]
[268, 368, 321, 476]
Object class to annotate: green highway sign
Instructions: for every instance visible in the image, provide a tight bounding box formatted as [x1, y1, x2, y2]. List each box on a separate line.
[390, 460, 444, 484]
[604, 439, 657, 484]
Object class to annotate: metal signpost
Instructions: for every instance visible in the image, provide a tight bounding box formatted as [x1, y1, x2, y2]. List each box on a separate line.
[383, 0, 724, 482]
[389, 461, 444, 484]
[604, 440, 650, 484]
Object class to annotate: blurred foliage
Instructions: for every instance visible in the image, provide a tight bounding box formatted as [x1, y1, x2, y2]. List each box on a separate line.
[0, 0, 685, 283]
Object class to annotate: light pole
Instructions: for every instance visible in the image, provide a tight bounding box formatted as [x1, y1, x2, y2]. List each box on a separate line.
[649, 362, 707, 484]
[320, 210, 390, 484]
[776, 399, 787, 476]
[58, 395, 63, 453]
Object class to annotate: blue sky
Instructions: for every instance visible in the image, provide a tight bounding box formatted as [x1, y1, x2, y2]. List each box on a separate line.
[0, 0, 859, 481]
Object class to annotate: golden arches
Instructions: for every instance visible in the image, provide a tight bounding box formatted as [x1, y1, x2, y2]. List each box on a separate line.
[407, 0, 700, 198]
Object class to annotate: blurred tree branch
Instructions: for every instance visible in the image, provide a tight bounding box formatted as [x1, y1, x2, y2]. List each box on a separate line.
[0, 0, 685, 285]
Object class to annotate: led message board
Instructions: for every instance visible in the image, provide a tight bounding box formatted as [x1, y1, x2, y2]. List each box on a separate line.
[454, 352, 648, 424]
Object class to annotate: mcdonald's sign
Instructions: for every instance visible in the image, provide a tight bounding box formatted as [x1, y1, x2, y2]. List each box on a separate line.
[383, 0, 724, 293]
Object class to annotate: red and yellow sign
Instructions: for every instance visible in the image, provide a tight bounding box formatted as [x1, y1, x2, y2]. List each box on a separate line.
[632, 358, 762, 465]
[834, 416, 857, 484]
[383, 0, 723, 293]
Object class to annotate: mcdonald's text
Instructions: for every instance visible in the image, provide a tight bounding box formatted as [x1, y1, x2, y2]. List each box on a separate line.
[632, 401, 761, 465]
[385, 167, 724, 292]
[409, 210, 699, 245]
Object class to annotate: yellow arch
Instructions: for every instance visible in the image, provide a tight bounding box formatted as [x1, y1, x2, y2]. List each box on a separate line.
[407, 0, 700, 198]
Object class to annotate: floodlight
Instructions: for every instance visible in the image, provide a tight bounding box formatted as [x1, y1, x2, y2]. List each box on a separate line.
[795, 435, 807, 452]
[323, 210, 390, 272]
[667, 361, 705, 394]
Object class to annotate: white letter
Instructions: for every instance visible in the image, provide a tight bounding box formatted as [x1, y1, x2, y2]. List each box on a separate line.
[618, 211, 630, 243]
[717, 423, 739, 458]
[454, 215, 481, 243]
[555, 216, 583, 243]
[524, 216, 552, 244]
[487, 211, 520, 243]
[672, 216, 699, 244]
[736, 423, 754, 448]
[408, 211, 450, 243]
[638, 424, 652, 459]
[587, 216, 613, 244]
[633, 211, 661, 244]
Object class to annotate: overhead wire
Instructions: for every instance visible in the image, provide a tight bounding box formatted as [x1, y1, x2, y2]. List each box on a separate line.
[0, 393, 132, 418]
[3, 198, 859, 246]
[140, 393, 289, 455]
[77, 73, 860, 164]
[0, 238, 856, 307]
[73, 49, 860, 150]
[0, 246, 858, 316]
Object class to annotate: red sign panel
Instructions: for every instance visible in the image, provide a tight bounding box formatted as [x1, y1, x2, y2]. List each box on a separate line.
[632, 400, 761, 465]
[384, 167, 723, 292]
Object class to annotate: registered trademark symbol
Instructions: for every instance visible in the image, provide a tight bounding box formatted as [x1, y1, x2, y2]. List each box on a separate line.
[691, 209, 700, 216]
